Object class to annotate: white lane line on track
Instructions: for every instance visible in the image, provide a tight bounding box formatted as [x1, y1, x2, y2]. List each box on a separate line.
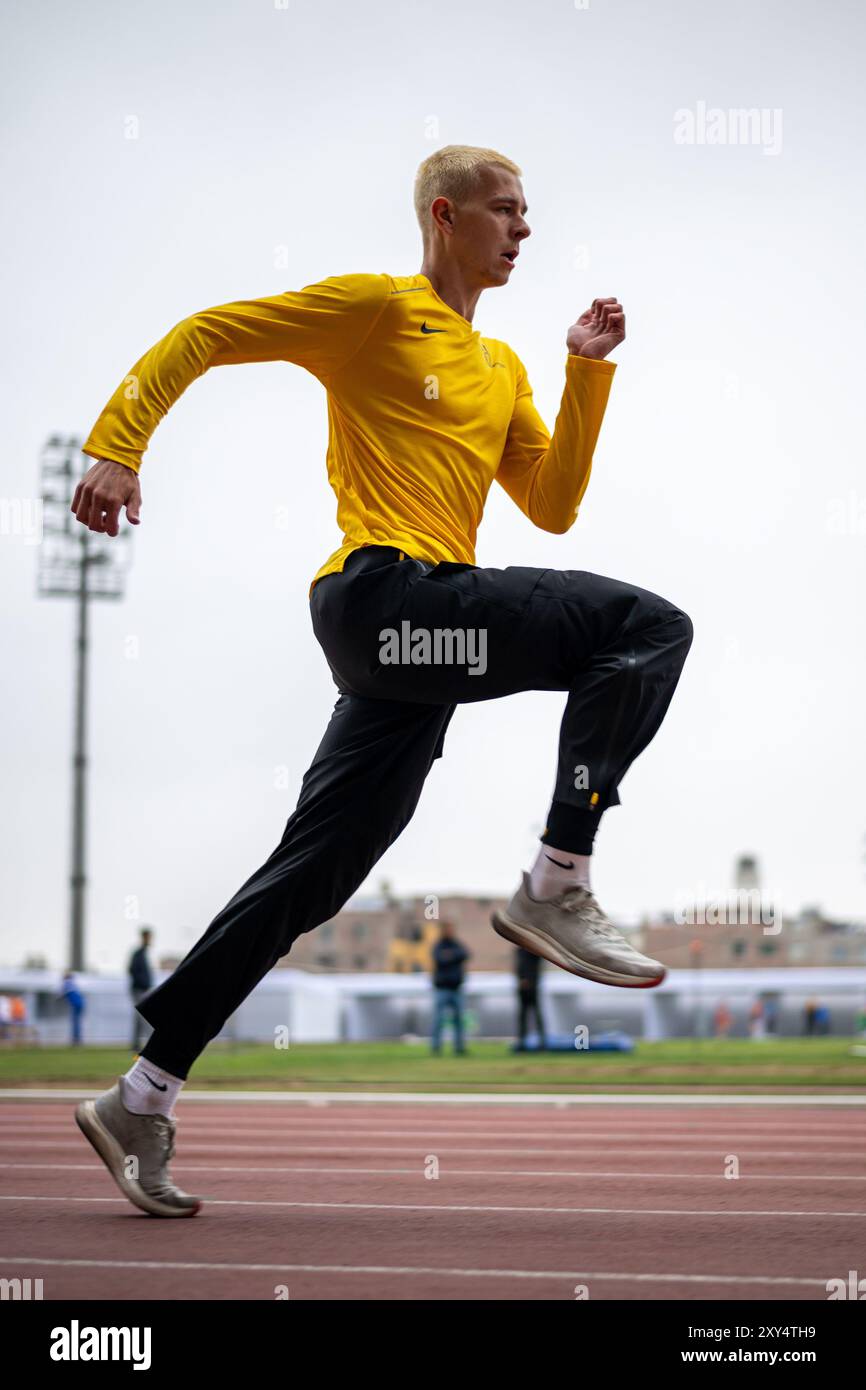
[4, 1121, 865, 1139]
[0, 1256, 831, 1287]
[2, 1139, 864, 1159]
[5, 1106, 864, 1126]
[1, 1194, 864, 1216]
[3, 1089, 865, 1107]
[2, 1161, 865, 1181]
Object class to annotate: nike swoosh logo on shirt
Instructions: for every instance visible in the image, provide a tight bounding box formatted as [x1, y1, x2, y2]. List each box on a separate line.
[420, 322, 445, 334]
[143, 1073, 168, 1092]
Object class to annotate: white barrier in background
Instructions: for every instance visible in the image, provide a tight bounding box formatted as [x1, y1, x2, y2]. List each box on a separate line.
[1, 966, 865, 1045]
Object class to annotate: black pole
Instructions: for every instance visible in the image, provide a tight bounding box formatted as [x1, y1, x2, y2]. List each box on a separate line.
[69, 527, 89, 971]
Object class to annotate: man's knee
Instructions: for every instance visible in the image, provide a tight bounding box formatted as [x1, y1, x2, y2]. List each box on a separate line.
[667, 604, 694, 652]
[642, 594, 693, 651]
[655, 604, 694, 683]
[628, 596, 693, 678]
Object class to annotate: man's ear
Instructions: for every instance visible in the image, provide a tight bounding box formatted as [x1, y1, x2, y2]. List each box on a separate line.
[430, 195, 454, 237]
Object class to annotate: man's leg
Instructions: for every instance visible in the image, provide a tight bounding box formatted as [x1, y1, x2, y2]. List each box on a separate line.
[337, 556, 691, 849]
[325, 553, 692, 987]
[139, 692, 455, 1080]
[76, 687, 455, 1217]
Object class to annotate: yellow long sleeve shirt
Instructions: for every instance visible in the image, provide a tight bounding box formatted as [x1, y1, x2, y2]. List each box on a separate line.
[81, 272, 617, 595]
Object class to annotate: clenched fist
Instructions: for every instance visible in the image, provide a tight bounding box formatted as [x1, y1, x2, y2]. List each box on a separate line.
[71, 459, 141, 536]
[567, 298, 626, 361]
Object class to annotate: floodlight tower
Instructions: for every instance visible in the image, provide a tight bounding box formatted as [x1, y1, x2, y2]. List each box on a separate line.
[37, 436, 133, 971]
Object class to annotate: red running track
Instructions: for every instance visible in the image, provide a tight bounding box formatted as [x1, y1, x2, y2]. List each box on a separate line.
[1, 1098, 864, 1300]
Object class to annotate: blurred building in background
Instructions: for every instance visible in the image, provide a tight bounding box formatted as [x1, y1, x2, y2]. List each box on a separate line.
[636, 905, 866, 970]
[278, 851, 866, 973]
[280, 889, 510, 974]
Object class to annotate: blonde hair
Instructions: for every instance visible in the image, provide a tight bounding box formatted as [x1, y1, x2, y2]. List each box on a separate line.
[414, 145, 522, 241]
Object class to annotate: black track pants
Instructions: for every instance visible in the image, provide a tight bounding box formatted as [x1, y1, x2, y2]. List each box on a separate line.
[140, 546, 692, 1077]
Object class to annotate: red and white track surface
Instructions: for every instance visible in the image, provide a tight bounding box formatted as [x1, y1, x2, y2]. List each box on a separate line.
[1, 1092, 864, 1301]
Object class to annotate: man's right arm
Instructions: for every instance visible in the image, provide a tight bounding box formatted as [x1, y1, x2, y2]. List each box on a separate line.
[72, 273, 389, 534]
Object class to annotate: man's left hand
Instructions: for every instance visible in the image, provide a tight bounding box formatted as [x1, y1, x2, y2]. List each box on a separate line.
[567, 298, 626, 360]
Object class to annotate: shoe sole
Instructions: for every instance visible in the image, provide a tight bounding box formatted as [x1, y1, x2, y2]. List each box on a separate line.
[75, 1101, 201, 1218]
[492, 910, 666, 989]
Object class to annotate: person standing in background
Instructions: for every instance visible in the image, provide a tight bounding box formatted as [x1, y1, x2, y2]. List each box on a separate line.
[748, 997, 766, 1041]
[431, 922, 470, 1055]
[9, 995, 28, 1042]
[60, 972, 85, 1047]
[515, 946, 547, 1050]
[813, 1002, 831, 1036]
[713, 1000, 732, 1039]
[128, 928, 154, 1054]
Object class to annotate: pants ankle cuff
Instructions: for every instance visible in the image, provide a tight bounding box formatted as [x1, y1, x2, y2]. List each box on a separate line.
[141, 1034, 192, 1083]
[541, 800, 603, 855]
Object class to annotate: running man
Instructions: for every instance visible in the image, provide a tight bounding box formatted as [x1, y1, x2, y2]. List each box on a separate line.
[71, 146, 692, 1216]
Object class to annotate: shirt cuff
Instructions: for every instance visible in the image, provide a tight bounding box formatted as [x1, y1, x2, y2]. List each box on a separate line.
[81, 442, 141, 474]
[566, 353, 617, 376]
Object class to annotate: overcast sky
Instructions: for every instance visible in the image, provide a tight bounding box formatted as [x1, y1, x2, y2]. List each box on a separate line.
[2, 0, 865, 972]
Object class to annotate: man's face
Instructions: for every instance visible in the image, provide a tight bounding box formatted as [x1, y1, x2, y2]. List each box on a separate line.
[447, 167, 531, 287]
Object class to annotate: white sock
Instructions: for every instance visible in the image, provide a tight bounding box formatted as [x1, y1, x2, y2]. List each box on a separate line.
[122, 1058, 184, 1118]
[528, 843, 591, 900]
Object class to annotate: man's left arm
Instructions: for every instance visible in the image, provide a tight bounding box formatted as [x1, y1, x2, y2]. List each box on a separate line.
[494, 297, 625, 534]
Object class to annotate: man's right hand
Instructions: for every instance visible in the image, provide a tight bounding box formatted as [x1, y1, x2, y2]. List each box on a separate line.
[71, 459, 142, 536]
